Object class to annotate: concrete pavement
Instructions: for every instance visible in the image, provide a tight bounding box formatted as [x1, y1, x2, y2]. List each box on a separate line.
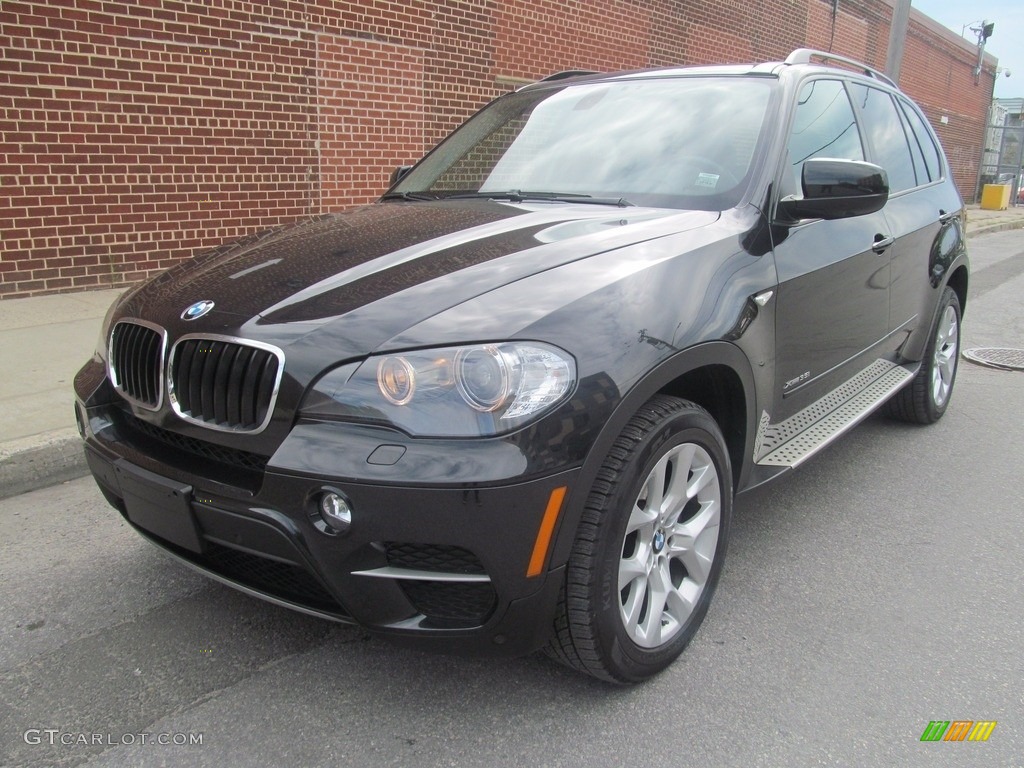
[0, 289, 122, 498]
[4, 229, 1024, 765]
[1, 204, 1023, 499]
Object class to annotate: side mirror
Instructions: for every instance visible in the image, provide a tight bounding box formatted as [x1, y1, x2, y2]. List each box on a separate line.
[779, 159, 889, 221]
[389, 165, 413, 187]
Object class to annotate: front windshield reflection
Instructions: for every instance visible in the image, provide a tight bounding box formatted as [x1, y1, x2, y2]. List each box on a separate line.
[397, 77, 774, 211]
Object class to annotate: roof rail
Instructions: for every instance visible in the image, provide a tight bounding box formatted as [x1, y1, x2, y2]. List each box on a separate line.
[537, 70, 599, 83]
[785, 48, 897, 88]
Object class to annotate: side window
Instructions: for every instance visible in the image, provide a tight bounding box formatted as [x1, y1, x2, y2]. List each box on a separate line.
[786, 79, 863, 195]
[850, 84, 917, 193]
[897, 104, 930, 184]
[898, 97, 943, 182]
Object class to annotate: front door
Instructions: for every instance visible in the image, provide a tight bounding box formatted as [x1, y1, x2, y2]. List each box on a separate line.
[771, 78, 892, 421]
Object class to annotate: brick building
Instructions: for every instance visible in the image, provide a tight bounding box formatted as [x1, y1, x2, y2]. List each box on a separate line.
[0, 0, 998, 298]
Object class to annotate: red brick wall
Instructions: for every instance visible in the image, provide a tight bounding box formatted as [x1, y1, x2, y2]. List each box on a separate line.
[317, 36, 425, 208]
[0, 0, 996, 298]
[899, 9, 996, 200]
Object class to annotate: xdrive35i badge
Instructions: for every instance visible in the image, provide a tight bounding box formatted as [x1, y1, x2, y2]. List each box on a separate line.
[181, 300, 215, 321]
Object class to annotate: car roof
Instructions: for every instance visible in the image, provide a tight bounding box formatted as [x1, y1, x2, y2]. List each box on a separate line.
[521, 48, 899, 93]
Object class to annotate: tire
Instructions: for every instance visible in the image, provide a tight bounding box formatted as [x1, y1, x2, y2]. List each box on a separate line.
[886, 286, 961, 424]
[546, 395, 732, 683]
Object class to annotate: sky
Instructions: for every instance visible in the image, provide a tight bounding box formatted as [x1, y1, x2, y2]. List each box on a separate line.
[912, 0, 1024, 98]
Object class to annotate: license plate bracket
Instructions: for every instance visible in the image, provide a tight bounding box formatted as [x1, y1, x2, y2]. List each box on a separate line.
[114, 460, 204, 553]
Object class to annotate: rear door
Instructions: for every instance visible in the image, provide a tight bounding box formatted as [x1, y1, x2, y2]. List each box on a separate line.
[770, 78, 892, 421]
[849, 83, 934, 341]
[849, 85, 965, 360]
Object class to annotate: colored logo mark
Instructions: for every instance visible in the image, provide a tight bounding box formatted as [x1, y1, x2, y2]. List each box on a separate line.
[920, 720, 997, 742]
[181, 300, 215, 321]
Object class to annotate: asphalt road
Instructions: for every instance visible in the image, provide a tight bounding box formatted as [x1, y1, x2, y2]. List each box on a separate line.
[2, 230, 1023, 768]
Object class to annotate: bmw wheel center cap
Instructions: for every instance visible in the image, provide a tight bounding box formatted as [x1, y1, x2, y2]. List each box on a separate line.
[181, 300, 215, 321]
[653, 529, 666, 553]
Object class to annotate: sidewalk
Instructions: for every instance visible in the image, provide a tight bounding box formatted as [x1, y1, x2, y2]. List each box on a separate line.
[2, 204, 1023, 499]
[962, 201, 1024, 237]
[0, 288, 122, 498]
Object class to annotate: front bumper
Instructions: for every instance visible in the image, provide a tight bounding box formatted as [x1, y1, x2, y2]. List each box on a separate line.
[76, 396, 581, 657]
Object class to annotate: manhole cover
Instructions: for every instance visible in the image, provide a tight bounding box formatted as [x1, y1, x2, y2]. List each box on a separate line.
[963, 347, 1024, 371]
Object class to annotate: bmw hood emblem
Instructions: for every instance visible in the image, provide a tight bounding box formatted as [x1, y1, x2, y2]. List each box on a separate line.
[181, 300, 215, 321]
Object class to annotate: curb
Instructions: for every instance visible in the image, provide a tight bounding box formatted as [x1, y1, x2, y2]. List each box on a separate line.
[0, 428, 87, 501]
[967, 220, 1024, 238]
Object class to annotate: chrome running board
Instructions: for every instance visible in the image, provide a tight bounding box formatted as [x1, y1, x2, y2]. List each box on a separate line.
[755, 359, 915, 468]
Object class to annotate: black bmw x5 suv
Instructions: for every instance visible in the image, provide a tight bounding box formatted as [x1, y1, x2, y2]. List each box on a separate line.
[75, 49, 968, 683]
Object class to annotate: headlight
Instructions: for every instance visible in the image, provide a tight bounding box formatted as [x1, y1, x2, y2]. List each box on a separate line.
[301, 342, 576, 437]
[454, 346, 514, 412]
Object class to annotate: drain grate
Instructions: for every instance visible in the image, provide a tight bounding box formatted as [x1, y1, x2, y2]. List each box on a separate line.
[963, 348, 1024, 371]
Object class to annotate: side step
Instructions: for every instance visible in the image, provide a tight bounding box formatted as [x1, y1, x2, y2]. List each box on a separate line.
[756, 359, 915, 468]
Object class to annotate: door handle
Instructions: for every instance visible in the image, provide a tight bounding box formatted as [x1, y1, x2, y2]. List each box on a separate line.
[939, 209, 958, 224]
[871, 234, 895, 253]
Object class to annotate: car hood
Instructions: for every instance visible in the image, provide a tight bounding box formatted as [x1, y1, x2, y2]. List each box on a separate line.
[119, 200, 719, 359]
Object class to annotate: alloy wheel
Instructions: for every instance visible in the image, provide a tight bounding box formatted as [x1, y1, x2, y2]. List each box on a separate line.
[931, 304, 959, 407]
[618, 442, 721, 648]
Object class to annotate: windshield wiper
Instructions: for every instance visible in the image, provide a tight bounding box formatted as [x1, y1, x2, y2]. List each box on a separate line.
[442, 190, 634, 207]
[380, 191, 440, 201]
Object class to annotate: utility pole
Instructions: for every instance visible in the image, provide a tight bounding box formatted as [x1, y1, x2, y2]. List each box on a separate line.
[885, 0, 912, 82]
[970, 21, 994, 85]
[969, 22, 996, 203]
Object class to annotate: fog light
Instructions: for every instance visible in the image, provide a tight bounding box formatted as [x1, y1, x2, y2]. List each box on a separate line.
[319, 491, 352, 531]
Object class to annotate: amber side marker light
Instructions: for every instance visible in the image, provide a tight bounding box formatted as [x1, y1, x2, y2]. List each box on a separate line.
[527, 486, 568, 577]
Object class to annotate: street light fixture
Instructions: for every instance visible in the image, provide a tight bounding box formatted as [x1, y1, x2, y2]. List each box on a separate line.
[970, 20, 994, 85]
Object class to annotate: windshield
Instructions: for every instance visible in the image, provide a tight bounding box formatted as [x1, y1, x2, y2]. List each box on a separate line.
[393, 77, 775, 210]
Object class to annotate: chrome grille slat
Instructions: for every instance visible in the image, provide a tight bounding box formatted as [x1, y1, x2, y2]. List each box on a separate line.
[121, 325, 135, 397]
[169, 334, 284, 434]
[212, 343, 239, 424]
[132, 327, 145, 403]
[226, 345, 253, 426]
[199, 340, 222, 421]
[176, 339, 197, 413]
[254, 351, 277, 426]
[140, 328, 160, 404]
[124, 324, 139, 398]
[132, 325, 147, 400]
[240, 350, 262, 426]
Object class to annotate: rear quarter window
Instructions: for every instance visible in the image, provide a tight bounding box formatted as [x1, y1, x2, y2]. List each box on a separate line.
[898, 97, 944, 182]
